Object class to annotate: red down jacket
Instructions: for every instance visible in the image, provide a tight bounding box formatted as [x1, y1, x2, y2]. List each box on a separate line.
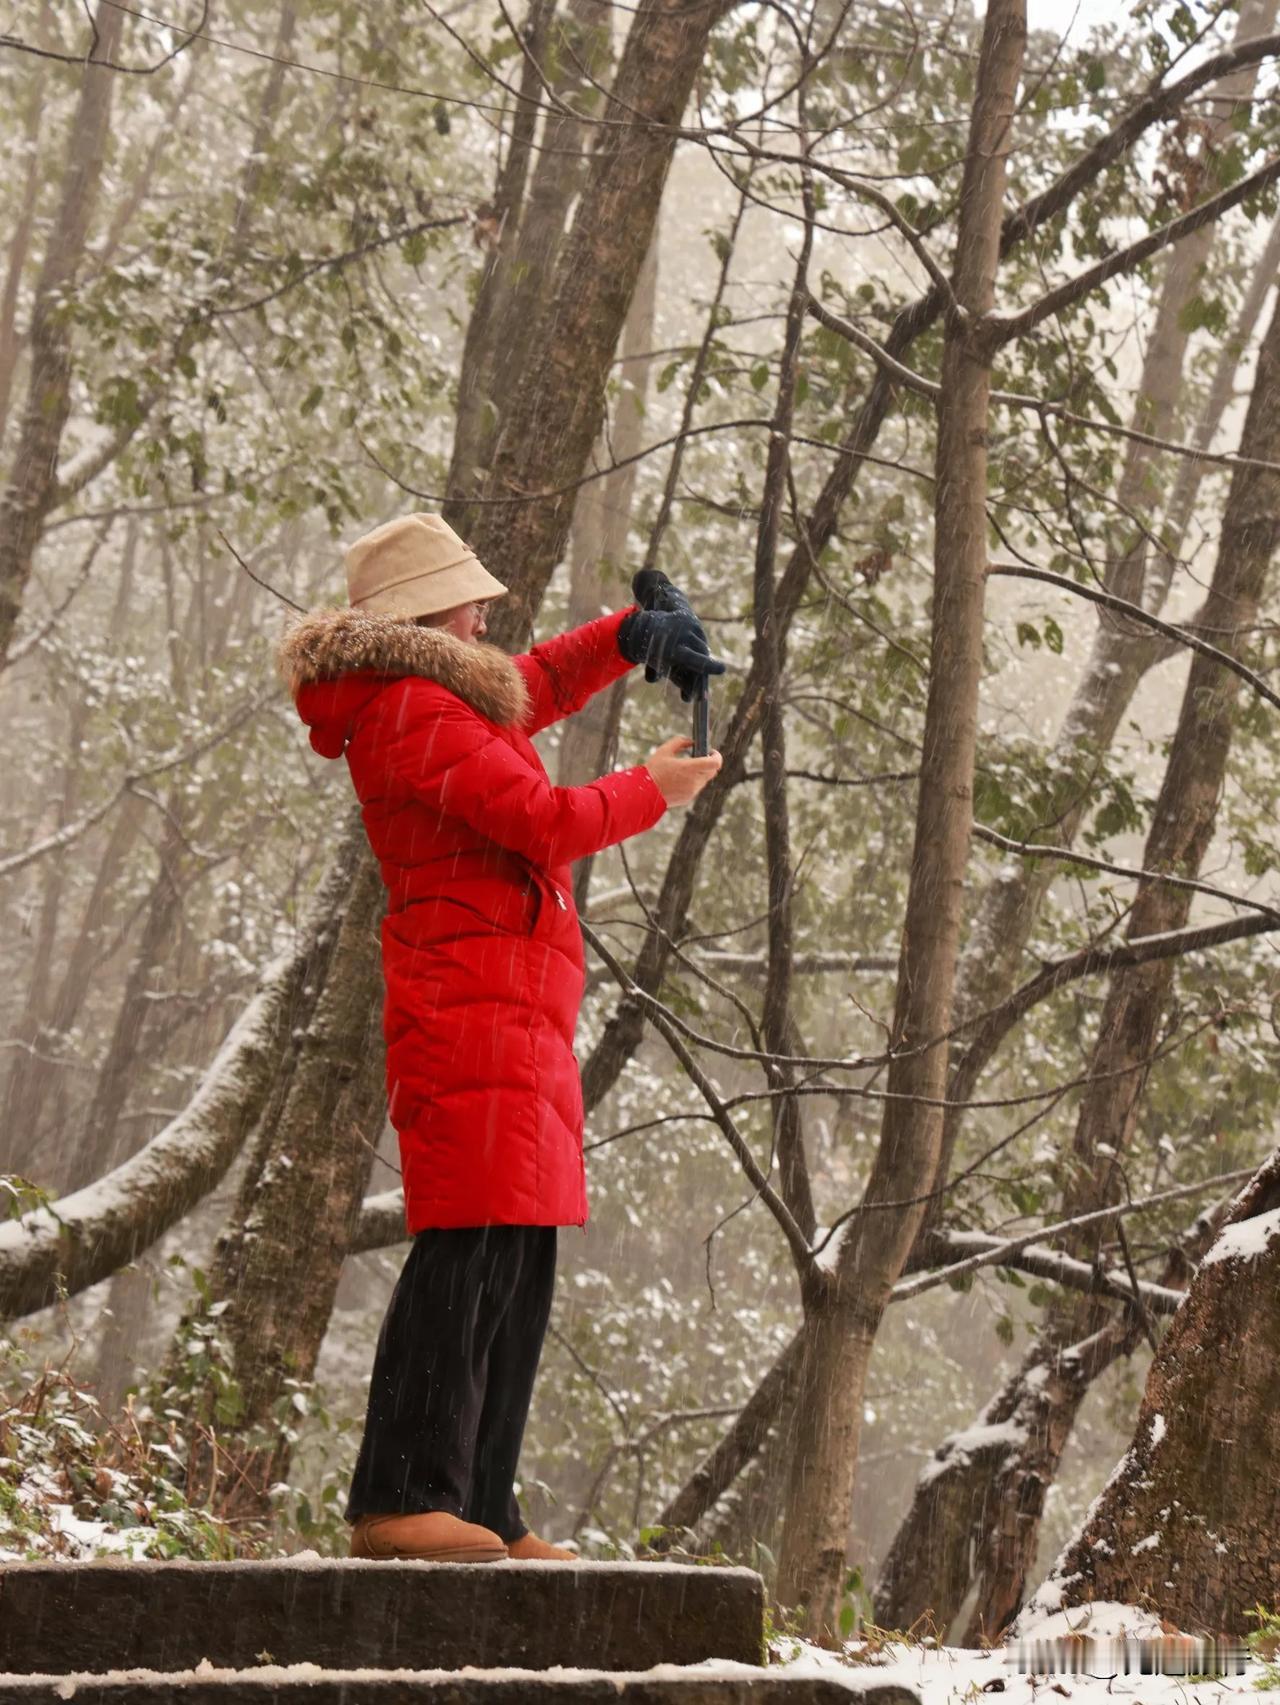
[279, 604, 666, 1233]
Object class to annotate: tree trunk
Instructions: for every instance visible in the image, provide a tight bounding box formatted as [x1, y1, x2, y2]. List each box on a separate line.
[950, 0, 1277, 1053]
[756, 197, 816, 1243]
[0, 5, 49, 443]
[2, 792, 146, 1181]
[13, 1, 299, 541]
[884, 264, 1280, 1644]
[558, 224, 659, 796]
[0, 0, 124, 664]
[447, 0, 557, 490]
[484, 0, 614, 456]
[448, 0, 730, 641]
[168, 844, 387, 1515]
[773, 0, 1027, 1639]
[63, 827, 186, 1192]
[1, 690, 94, 1178]
[1030, 1149, 1280, 1635]
[1158, 206, 1280, 576]
[651, 1329, 804, 1545]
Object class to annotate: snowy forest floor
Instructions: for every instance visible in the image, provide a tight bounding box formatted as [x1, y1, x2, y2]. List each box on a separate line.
[775, 1609, 1280, 1702]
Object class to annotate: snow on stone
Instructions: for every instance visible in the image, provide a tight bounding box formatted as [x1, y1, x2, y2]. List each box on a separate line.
[1200, 1206, 1280, 1267]
[8, 1635, 1273, 1700]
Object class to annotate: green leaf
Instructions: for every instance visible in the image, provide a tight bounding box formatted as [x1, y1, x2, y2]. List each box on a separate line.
[750, 360, 770, 392]
[300, 384, 324, 416]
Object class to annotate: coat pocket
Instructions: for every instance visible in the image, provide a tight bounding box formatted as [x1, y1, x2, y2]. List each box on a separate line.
[391, 875, 539, 945]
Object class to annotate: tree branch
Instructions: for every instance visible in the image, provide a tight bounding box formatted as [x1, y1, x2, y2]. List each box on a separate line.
[919, 1228, 1186, 1315]
[988, 562, 1280, 711]
[891, 1168, 1257, 1304]
[806, 293, 1280, 477]
[1002, 30, 1280, 248]
[581, 920, 817, 1279]
[993, 152, 1280, 345]
[972, 825, 1280, 920]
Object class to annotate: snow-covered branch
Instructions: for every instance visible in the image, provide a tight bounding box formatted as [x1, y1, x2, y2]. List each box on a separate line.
[891, 1170, 1258, 1307]
[0, 924, 314, 1319]
[921, 1230, 1186, 1315]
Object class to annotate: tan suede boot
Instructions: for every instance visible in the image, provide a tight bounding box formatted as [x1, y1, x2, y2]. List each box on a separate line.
[350, 1511, 507, 1562]
[505, 1532, 577, 1561]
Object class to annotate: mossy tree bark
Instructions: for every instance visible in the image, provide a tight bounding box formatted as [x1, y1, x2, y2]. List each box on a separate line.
[152, 815, 388, 1513]
[1032, 1149, 1280, 1634]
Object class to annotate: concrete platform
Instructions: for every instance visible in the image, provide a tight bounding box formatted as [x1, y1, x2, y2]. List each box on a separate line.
[0, 1560, 765, 1677]
[0, 1663, 921, 1702]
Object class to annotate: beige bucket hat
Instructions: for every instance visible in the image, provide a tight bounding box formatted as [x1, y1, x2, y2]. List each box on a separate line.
[344, 513, 508, 619]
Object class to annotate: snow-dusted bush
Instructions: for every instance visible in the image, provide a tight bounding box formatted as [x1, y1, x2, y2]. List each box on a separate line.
[0, 1330, 238, 1560]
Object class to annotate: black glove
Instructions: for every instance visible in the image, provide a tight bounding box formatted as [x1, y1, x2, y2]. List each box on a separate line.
[617, 571, 726, 702]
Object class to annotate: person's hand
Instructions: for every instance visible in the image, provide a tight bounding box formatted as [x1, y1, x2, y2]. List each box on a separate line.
[617, 607, 727, 700]
[643, 735, 723, 807]
[617, 572, 726, 701]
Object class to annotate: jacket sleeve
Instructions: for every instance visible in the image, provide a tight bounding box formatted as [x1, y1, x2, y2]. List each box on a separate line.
[515, 607, 639, 736]
[368, 677, 667, 866]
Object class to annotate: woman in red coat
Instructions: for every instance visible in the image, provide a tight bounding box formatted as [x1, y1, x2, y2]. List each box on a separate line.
[279, 513, 722, 1563]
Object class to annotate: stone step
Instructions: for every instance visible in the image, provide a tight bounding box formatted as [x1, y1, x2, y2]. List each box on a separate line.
[0, 1560, 765, 1677]
[0, 1664, 920, 1702]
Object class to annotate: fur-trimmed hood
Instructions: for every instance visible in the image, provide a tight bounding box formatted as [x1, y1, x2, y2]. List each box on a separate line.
[276, 605, 531, 729]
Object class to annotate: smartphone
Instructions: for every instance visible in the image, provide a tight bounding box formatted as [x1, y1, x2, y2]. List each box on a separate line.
[692, 677, 710, 757]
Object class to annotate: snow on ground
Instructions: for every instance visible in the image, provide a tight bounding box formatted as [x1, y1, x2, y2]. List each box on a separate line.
[0, 1504, 159, 1562]
[772, 1615, 1271, 1704]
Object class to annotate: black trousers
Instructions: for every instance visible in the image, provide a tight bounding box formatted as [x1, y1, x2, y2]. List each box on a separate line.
[345, 1225, 557, 1541]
